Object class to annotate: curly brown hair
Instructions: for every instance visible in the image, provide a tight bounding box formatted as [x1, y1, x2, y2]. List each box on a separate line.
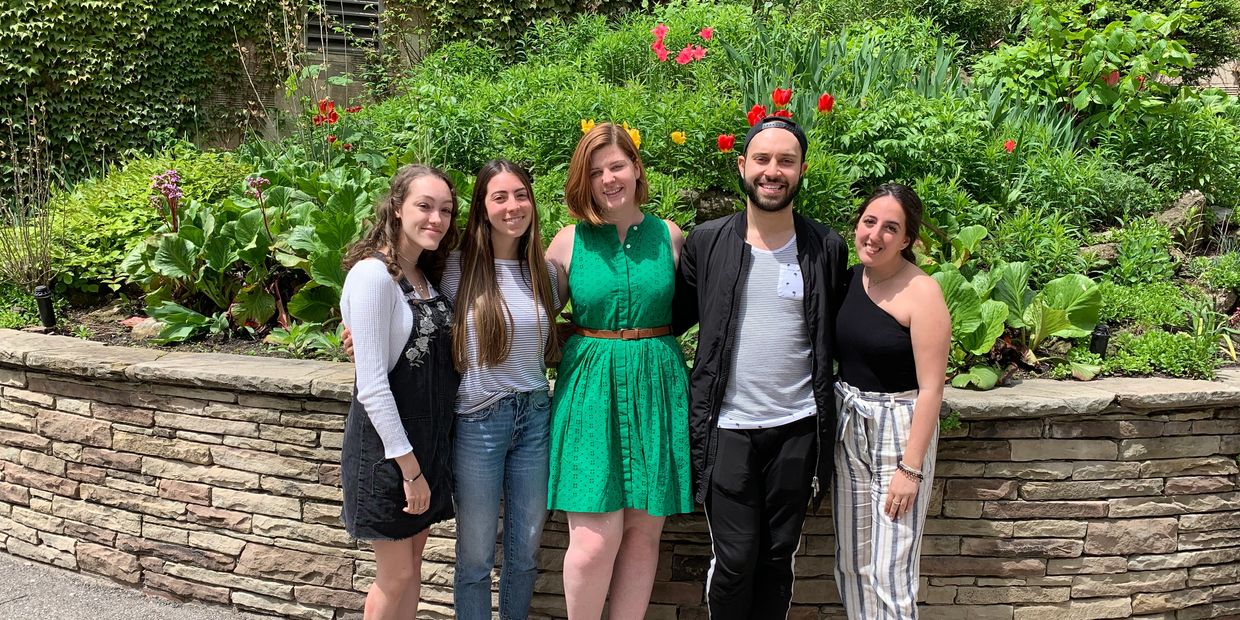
[343, 164, 461, 286]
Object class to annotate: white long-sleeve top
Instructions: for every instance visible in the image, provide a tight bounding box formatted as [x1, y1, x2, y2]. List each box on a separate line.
[340, 257, 438, 459]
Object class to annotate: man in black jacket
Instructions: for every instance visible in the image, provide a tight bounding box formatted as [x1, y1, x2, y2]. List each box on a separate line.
[673, 116, 849, 620]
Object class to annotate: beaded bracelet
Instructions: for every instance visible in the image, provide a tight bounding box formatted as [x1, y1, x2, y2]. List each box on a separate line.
[897, 461, 925, 482]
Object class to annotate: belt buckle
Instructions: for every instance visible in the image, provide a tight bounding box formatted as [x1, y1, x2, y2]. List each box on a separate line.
[619, 328, 639, 340]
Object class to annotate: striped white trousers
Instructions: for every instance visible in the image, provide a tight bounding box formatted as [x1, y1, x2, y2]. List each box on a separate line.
[832, 380, 937, 620]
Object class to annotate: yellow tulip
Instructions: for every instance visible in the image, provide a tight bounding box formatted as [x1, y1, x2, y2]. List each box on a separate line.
[580, 119, 596, 134]
[671, 131, 686, 145]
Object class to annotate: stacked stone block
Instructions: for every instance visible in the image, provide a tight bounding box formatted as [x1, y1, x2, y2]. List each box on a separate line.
[1, 329, 1238, 619]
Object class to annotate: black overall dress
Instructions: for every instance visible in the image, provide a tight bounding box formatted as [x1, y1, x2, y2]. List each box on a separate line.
[340, 273, 460, 540]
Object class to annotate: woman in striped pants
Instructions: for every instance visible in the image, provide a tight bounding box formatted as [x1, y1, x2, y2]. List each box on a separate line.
[832, 184, 950, 619]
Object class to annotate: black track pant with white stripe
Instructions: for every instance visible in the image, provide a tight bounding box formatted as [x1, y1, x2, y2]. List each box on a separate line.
[704, 415, 817, 620]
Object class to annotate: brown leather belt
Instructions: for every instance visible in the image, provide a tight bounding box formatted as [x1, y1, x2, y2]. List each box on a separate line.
[574, 325, 672, 340]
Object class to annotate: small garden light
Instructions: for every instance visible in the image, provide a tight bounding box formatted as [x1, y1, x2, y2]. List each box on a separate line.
[1090, 322, 1110, 358]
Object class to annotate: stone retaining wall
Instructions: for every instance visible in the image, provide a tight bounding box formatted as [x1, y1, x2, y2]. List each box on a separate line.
[0, 328, 1238, 619]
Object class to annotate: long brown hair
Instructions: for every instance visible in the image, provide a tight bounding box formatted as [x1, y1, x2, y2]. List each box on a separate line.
[564, 123, 649, 226]
[343, 164, 460, 285]
[452, 160, 559, 371]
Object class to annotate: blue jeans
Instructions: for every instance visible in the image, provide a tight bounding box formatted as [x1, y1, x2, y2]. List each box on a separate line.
[453, 389, 551, 620]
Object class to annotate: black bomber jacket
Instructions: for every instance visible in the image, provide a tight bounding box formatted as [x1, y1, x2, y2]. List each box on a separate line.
[673, 209, 850, 509]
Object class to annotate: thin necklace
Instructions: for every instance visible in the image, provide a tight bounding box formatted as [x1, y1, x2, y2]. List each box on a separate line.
[865, 263, 905, 288]
[403, 264, 429, 298]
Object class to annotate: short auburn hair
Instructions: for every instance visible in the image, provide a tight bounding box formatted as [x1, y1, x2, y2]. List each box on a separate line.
[564, 122, 649, 226]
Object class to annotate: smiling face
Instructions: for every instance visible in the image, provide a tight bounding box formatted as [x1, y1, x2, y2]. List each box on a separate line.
[483, 170, 533, 243]
[738, 128, 806, 213]
[855, 195, 912, 267]
[588, 144, 640, 214]
[396, 175, 455, 254]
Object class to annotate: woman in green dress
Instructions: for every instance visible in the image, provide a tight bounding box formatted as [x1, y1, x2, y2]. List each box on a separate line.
[545, 122, 693, 618]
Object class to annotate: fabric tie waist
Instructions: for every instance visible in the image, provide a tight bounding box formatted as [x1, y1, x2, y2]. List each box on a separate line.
[834, 381, 919, 446]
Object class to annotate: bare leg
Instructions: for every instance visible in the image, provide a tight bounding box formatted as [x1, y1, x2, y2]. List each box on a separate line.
[605, 509, 665, 619]
[365, 529, 430, 620]
[563, 511, 625, 620]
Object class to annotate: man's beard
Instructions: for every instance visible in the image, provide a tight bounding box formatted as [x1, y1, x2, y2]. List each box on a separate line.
[743, 174, 801, 213]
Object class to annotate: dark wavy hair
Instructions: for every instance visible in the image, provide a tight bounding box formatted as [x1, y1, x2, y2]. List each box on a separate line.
[343, 164, 460, 285]
[855, 183, 924, 263]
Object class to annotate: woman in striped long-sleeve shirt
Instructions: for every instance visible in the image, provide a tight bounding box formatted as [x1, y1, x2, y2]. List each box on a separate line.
[441, 160, 561, 620]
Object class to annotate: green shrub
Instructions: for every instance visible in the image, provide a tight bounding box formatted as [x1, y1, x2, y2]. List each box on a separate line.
[1022, 150, 1165, 228]
[1107, 328, 1220, 379]
[1108, 218, 1176, 286]
[1191, 252, 1240, 292]
[52, 146, 251, 295]
[1115, 0, 1240, 83]
[1098, 281, 1200, 328]
[985, 208, 1088, 286]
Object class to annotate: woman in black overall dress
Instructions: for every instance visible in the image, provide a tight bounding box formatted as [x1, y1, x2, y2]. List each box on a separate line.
[339, 164, 461, 620]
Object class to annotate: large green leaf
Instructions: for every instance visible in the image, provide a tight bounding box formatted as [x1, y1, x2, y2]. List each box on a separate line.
[932, 268, 982, 338]
[230, 284, 276, 326]
[314, 209, 359, 254]
[310, 249, 346, 292]
[959, 299, 1009, 356]
[152, 235, 197, 280]
[950, 224, 988, 266]
[1041, 274, 1101, 337]
[951, 364, 1001, 390]
[1023, 301, 1073, 362]
[201, 234, 237, 273]
[285, 225, 319, 253]
[288, 282, 340, 323]
[234, 208, 271, 268]
[992, 261, 1034, 328]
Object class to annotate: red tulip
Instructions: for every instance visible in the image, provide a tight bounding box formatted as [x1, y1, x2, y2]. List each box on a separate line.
[1003, 139, 1016, 153]
[772, 88, 793, 107]
[312, 114, 325, 126]
[717, 134, 735, 152]
[817, 92, 835, 114]
[342, 143, 353, 151]
[326, 134, 337, 144]
[699, 27, 713, 41]
[318, 99, 335, 115]
[773, 108, 793, 119]
[746, 103, 768, 126]
[346, 105, 362, 113]
[1103, 70, 1120, 87]
[327, 110, 339, 124]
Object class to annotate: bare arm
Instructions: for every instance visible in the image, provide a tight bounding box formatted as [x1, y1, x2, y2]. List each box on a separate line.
[884, 272, 950, 520]
[664, 219, 685, 266]
[546, 224, 575, 308]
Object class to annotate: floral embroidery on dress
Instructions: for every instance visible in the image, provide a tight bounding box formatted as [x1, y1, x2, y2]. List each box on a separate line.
[404, 297, 452, 368]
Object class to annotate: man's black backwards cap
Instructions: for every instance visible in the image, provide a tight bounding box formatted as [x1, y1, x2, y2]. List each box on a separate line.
[742, 116, 808, 159]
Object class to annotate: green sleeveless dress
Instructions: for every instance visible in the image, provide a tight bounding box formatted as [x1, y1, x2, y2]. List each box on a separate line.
[547, 215, 693, 516]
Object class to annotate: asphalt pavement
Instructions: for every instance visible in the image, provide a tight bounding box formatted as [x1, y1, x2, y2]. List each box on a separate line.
[0, 552, 272, 620]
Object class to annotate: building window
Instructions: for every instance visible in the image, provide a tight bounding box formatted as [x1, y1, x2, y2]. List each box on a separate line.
[307, 0, 380, 54]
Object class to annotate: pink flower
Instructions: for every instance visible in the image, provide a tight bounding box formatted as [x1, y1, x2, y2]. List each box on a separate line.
[747, 104, 768, 126]
[652, 40, 669, 61]
[1003, 139, 1016, 153]
[676, 45, 694, 65]
[771, 87, 792, 107]
[773, 108, 793, 119]
[717, 134, 735, 152]
[817, 92, 835, 114]
[1103, 70, 1120, 87]
[652, 23, 669, 40]
[691, 45, 706, 61]
[699, 27, 713, 41]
